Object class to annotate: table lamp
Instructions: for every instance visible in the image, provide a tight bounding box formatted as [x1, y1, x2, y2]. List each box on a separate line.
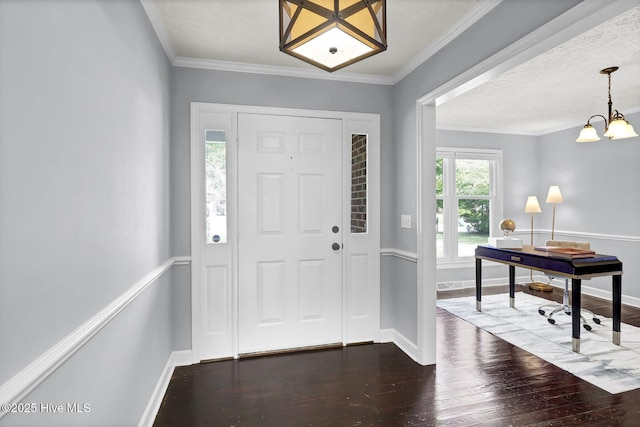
[525, 196, 550, 291]
[546, 186, 563, 240]
[524, 196, 541, 246]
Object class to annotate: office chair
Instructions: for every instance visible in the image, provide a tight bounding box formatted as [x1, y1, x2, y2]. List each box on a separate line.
[537, 240, 601, 331]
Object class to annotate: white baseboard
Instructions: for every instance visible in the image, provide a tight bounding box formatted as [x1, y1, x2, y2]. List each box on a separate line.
[379, 328, 419, 363]
[138, 350, 193, 427]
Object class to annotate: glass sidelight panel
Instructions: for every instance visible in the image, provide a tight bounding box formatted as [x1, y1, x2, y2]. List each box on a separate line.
[351, 134, 367, 233]
[205, 130, 227, 243]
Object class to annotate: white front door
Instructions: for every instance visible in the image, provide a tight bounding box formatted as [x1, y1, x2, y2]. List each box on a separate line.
[238, 113, 343, 354]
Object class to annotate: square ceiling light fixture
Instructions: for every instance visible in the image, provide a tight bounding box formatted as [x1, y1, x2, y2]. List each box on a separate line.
[279, 0, 387, 72]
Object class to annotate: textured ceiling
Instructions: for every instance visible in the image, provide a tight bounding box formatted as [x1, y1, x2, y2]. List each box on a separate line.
[437, 4, 640, 135]
[145, 0, 640, 136]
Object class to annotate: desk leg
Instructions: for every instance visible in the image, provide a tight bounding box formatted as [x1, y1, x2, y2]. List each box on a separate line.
[509, 265, 515, 308]
[572, 278, 581, 353]
[475, 258, 482, 312]
[613, 274, 622, 345]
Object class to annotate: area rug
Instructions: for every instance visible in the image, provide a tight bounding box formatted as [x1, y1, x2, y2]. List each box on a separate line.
[437, 292, 640, 394]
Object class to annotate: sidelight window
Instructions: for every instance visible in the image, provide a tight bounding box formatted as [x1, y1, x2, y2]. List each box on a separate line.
[205, 130, 227, 243]
[351, 134, 367, 233]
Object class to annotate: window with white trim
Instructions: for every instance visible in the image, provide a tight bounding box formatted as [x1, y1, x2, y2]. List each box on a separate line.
[436, 148, 503, 263]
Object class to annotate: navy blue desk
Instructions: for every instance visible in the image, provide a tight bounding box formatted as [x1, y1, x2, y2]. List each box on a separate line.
[475, 245, 623, 352]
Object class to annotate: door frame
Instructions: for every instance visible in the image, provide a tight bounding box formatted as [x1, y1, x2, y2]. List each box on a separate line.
[190, 103, 381, 362]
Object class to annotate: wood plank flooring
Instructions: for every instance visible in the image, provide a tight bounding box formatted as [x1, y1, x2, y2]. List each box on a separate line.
[153, 285, 640, 426]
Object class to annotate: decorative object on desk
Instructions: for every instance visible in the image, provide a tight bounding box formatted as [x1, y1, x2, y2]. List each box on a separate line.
[437, 292, 640, 394]
[489, 219, 522, 248]
[279, 0, 387, 72]
[524, 196, 549, 291]
[576, 66, 638, 142]
[546, 186, 563, 240]
[499, 219, 516, 236]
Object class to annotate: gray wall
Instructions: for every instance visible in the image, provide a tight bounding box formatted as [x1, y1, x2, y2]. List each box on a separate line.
[0, 0, 173, 425]
[385, 0, 582, 343]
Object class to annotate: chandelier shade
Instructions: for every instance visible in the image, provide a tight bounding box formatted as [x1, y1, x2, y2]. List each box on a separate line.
[576, 67, 638, 143]
[603, 117, 638, 139]
[279, 0, 387, 72]
[576, 124, 600, 142]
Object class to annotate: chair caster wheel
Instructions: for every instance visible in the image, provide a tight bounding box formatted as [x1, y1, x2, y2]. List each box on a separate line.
[547, 318, 556, 325]
[538, 309, 546, 316]
[584, 324, 592, 331]
[593, 318, 601, 325]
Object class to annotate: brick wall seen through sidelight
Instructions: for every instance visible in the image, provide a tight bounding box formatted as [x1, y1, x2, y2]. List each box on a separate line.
[351, 134, 367, 233]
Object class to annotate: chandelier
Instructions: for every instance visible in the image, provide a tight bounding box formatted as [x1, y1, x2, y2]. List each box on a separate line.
[576, 66, 638, 142]
[279, 0, 387, 72]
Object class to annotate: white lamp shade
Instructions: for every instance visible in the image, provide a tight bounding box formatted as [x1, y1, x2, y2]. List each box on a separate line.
[608, 120, 639, 140]
[625, 123, 639, 138]
[576, 124, 600, 142]
[525, 196, 542, 213]
[604, 118, 632, 139]
[546, 186, 563, 203]
[292, 27, 373, 69]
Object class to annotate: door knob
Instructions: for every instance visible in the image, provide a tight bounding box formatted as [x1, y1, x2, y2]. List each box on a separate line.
[332, 242, 341, 251]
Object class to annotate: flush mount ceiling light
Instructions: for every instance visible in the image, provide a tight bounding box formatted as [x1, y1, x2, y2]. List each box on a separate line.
[279, 0, 387, 72]
[576, 66, 638, 142]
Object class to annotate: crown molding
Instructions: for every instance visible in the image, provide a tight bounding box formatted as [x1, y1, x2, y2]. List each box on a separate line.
[139, 0, 176, 62]
[172, 57, 395, 85]
[437, 125, 541, 136]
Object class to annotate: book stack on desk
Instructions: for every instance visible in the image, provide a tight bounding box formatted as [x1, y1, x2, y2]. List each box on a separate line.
[534, 246, 596, 259]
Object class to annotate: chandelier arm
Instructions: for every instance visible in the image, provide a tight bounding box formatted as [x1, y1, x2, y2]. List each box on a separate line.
[586, 114, 608, 128]
[611, 110, 626, 121]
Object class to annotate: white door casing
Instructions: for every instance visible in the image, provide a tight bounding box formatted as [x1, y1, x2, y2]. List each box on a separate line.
[190, 103, 380, 362]
[237, 113, 343, 354]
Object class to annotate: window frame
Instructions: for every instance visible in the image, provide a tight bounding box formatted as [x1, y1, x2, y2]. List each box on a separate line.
[436, 147, 503, 266]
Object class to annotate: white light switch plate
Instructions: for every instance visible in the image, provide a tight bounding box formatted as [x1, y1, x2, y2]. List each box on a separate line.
[401, 214, 411, 229]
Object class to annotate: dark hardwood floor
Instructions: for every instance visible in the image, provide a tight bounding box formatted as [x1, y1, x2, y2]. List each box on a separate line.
[153, 286, 640, 426]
